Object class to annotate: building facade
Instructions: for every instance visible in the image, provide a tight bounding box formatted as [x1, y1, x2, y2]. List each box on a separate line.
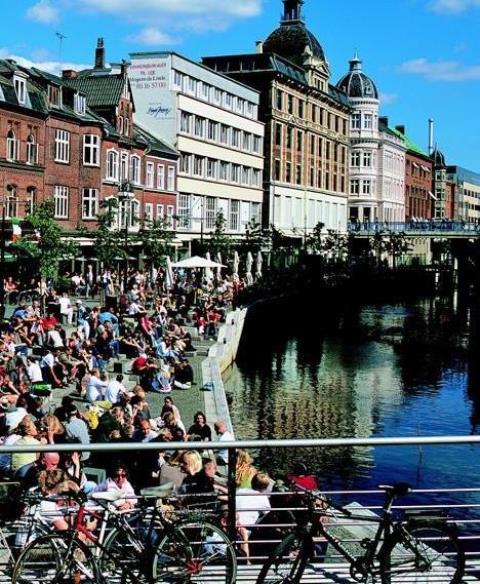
[393, 125, 433, 221]
[0, 42, 178, 238]
[127, 51, 265, 241]
[336, 57, 406, 224]
[446, 165, 480, 223]
[203, 0, 351, 235]
[431, 149, 455, 220]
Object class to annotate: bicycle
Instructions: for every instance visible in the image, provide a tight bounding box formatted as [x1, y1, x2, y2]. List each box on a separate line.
[12, 483, 237, 583]
[256, 482, 465, 584]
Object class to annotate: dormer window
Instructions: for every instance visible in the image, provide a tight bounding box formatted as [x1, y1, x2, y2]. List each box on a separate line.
[13, 76, 26, 105]
[74, 93, 86, 115]
[48, 85, 61, 107]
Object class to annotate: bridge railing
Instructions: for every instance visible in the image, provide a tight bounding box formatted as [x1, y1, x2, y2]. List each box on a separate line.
[348, 220, 480, 234]
[1, 436, 480, 582]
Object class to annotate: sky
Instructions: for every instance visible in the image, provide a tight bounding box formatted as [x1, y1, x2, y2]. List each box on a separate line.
[4, 0, 480, 170]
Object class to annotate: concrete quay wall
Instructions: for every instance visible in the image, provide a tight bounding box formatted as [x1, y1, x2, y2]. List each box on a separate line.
[201, 308, 247, 437]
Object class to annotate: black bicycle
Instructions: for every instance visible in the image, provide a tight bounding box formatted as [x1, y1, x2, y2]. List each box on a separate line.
[256, 482, 465, 584]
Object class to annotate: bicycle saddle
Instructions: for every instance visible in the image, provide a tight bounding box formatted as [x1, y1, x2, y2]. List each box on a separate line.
[378, 482, 412, 497]
[91, 491, 124, 502]
[140, 482, 175, 499]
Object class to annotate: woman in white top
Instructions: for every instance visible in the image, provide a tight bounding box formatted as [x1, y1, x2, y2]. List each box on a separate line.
[93, 462, 137, 510]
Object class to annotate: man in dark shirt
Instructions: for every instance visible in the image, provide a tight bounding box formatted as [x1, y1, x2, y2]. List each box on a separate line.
[174, 358, 194, 389]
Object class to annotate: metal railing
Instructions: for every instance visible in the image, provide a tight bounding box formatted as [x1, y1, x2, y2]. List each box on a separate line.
[2, 435, 480, 582]
[348, 220, 480, 235]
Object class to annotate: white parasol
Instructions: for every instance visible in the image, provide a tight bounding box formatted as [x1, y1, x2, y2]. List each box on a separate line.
[170, 255, 225, 269]
[246, 251, 254, 285]
[255, 251, 263, 279]
[165, 256, 174, 289]
[232, 250, 240, 277]
[205, 252, 214, 281]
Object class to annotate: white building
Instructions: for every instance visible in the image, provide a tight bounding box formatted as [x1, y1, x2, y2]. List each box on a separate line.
[128, 52, 264, 241]
[337, 56, 406, 224]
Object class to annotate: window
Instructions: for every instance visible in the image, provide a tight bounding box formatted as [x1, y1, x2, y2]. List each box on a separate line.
[130, 156, 141, 184]
[220, 124, 229, 144]
[5, 185, 17, 219]
[219, 161, 229, 181]
[231, 164, 240, 183]
[351, 151, 361, 167]
[205, 197, 217, 229]
[232, 129, 240, 148]
[287, 94, 294, 114]
[208, 121, 218, 141]
[243, 132, 251, 151]
[179, 154, 191, 175]
[252, 169, 261, 186]
[189, 77, 197, 94]
[229, 200, 239, 230]
[297, 131, 303, 152]
[253, 135, 261, 153]
[350, 179, 360, 195]
[194, 116, 205, 138]
[54, 129, 70, 163]
[144, 203, 154, 222]
[54, 185, 69, 218]
[275, 124, 282, 147]
[120, 152, 128, 181]
[363, 152, 372, 167]
[206, 159, 216, 179]
[224, 93, 233, 108]
[26, 134, 37, 165]
[362, 180, 372, 195]
[83, 135, 100, 166]
[167, 166, 175, 191]
[174, 70, 182, 88]
[298, 100, 304, 119]
[118, 116, 124, 134]
[202, 82, 210, 100]
[286, 162, 292, 182]
[48, 85, 61, 106]
[213, 88, 222, 103]
[177, 194, 191, 228]
[124, 117, 130, 137]
[166, 205, 174, 225]
[364, 114, 373, 129]
[26, 187, 36, 214]
[14, 77, 26, 105]
[82, 188, 98, 220]
[74, 93, 86, 115]
[241, 166, 250, 184]
[193, 156, 204, 176]
[251, 202, 261, 225]
[352, 113, 361, 130]
[275, 89, 283, 110]
[157, 165, 165, 189]
[156, 204, 164, 219]
[295, 164, 302, 184]
[287, 127, 293, 149]
[146, 162, 154, 188]
[180, 111, 191, 133]
[106, 150, 119, 181]
[6, 130, 18, 162]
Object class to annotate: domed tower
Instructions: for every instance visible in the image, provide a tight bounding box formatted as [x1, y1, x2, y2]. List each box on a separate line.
[264, 0, 330, 90]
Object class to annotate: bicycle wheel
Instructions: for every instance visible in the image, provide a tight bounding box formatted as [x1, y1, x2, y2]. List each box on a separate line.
[12, 532, 100, 584]
[256, 532, 307, 584]
[100, 525, 146, 583]
[152, 521, 237, 583]
[380, 522, 465, 584]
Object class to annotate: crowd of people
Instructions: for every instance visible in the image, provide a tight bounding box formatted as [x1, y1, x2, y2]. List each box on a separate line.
[0, 264, 315, 561]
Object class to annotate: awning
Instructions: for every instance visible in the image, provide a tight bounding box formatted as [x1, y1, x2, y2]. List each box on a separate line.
[429, 191, 438, 201]
[412, 162, 420, 169]
[421, 165, 431, 172]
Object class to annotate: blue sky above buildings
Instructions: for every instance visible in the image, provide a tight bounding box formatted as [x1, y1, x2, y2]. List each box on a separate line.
[5, 0, 480, 170]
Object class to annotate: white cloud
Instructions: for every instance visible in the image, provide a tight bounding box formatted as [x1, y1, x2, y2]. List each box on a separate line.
[429, 0, 480, 13]
[0, 49, 89, 77]
[27, 0, 59, 24]
[126, 27, 178, 46]
[399, 58, 480, 81]
[380, 93, 398, 105]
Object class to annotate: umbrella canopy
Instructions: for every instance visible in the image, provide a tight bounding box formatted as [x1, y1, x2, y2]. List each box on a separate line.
[245, 251, 254, 285]
[171, 255, 225, 269]
[256, 251, 263, 278]
[165, 256, 174, 289]
[232, 250, 240, 275]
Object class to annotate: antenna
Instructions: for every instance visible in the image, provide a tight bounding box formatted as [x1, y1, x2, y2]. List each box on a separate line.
[56, 31, 67, 63]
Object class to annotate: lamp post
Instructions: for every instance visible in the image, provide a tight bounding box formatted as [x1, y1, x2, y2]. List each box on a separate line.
[118, 182, 135, 294]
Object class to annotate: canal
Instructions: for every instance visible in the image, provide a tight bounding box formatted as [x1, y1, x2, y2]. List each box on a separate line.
[224, 292, 480, 504]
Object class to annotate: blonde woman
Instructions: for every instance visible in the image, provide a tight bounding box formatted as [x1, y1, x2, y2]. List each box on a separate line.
[236, 450, 257, 488]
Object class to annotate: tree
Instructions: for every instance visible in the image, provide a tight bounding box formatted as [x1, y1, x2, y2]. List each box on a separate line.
[141, 217, 174, 267]
[208, 210, 231, 256]
[369, 230, 411, 269]
[17, 200, 68, 280]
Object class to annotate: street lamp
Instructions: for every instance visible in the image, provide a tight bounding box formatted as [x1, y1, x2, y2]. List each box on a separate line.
[118, 183, 135, 294]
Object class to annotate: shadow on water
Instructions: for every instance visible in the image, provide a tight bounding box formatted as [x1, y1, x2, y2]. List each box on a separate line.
[224, 292, 480, 508]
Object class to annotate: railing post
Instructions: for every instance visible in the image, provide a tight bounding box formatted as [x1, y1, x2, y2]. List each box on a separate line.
[227, 446, 237, 544]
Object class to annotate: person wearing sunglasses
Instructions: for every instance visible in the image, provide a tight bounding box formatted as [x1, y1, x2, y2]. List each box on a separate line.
[92, 461, 137, 510]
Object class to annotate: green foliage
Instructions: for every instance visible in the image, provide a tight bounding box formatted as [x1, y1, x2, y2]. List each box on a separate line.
[141, 217, 174, 267]
[95, 198, 127, 267]
[369, 230, 412, 268]
[208, 210, 231, 255]
[20, 200, 68, 279]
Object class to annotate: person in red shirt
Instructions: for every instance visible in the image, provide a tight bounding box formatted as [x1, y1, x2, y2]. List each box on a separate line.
[41, 312, 59, 331]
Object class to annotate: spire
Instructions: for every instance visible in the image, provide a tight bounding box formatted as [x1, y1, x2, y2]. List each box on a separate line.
[349, 50, 362, 71]
[281, 0, 304, 24]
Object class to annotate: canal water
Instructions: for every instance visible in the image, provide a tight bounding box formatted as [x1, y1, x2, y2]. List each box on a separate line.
[224, 293, 480, 508]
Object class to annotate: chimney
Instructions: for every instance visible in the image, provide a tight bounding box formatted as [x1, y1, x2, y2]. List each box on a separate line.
[379, 116, 389, 128]
[395, 125, 405, 135]
[62, 69, 78, 79]
[120, 59, 128, 77]
[428, 118, 434, 155]
[256, 41, 263, 54]
[94, 38, 105, 69]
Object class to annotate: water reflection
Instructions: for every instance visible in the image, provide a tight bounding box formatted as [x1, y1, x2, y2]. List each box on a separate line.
[224, 296, 480, 493]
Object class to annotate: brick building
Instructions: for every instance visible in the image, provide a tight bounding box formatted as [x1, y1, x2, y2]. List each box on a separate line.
[0, 41, 178, 240]
[393, 125, 433, 221]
